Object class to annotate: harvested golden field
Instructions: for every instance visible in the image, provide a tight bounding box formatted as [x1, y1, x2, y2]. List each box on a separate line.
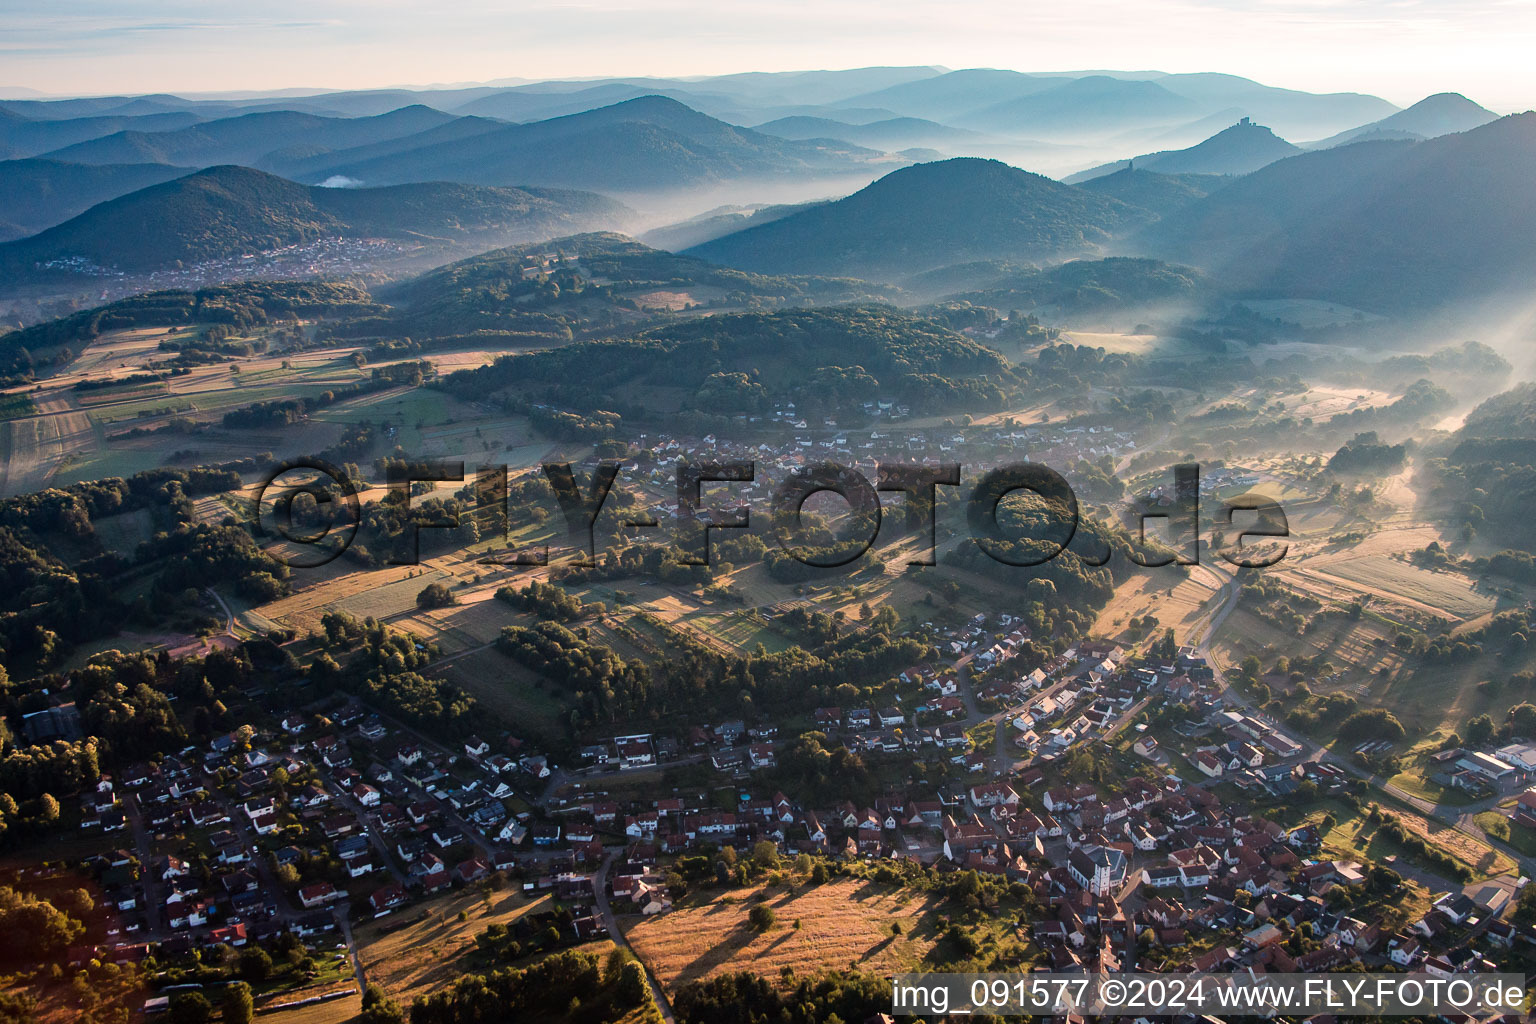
[1385, 805, 1515, 880]
[1095, 568, 1219, 645]
[407, 585, 526, 653]
[256, 562, 437, 635]
[355, 888, 549, 1003]
[624, 880, 943, 993]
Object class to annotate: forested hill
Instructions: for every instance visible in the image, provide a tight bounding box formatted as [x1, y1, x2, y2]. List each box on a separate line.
[439, 305, 1016, 419]
[0, 165, 631, 275]
[372, 232, 900, 340]
[0, 159, 191, 241]
[686, 158, 1144, 282]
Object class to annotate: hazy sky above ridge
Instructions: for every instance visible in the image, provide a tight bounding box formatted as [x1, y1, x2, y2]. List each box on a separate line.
[4, 0, 1534, 111]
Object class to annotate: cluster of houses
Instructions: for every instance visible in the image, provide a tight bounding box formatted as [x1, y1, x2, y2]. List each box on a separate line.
[67, 697, 576, 963]
[1001, 643, 1221, 761]
[610, 419, 1144, 527]
[946, 771, 1529, 982]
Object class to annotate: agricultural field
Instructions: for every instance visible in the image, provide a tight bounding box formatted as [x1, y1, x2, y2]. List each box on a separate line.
[622, 879, 954, 994]
[333, 568, 458, 622]
[1237, 298, 1386, 329]
[1054, 330, 1159, 355]
[353, 888, 551, 1004]
[0, 320, 561, 498]
[260, 996, 360, 1024]
[1303, 554, 1496, 623]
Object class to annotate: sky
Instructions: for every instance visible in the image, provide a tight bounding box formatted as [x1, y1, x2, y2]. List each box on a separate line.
[5, 0, 1536, 111]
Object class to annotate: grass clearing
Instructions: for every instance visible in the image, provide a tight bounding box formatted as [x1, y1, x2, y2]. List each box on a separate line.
[333, 568, 453, 621]
[1095, 569, 1219, 645]
[438, 645, 574, 739]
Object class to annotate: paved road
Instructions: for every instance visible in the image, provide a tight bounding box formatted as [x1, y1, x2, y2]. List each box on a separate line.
[122, 792, 165, 936]
[336, 910, 368, 992]
[324, 782, 410, 887]
[594, 851, 676, 1024]
[206, 586, 238, 639]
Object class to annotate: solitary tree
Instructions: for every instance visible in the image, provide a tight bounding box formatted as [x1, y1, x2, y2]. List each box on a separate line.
[416, 582, 457, 609]
[238, 946, 273, 982]
[616, 961, 649, 1006]
[168, 992, 212, 1024]
[222, 983, 254, 1024]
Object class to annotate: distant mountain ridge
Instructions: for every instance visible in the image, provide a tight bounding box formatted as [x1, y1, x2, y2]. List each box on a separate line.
[1, 67, 1403, 157]
[0, 110, 203, 160]
[752, 115, 985, 151]
[283, 95, 894, 194]
[37, 106, 456, 168]
[1308, 92, 1498, 148]
[0, 165, 632, 275]
[837, 69, 1396, 140]
[957, 76, 1202, 138]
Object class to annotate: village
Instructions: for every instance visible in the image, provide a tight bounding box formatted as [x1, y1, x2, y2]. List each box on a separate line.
[26, 598, 1536, 1019]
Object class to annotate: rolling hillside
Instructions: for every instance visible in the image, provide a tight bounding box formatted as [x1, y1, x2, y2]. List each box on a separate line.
[0, 159, 192, 240]
[0, 165, 632, 274]
[939, 256, 1207, 316]
[686, 157, 1142, 281]
[380, 232, 898, 338]
[442, 304, 1011, 418]
[1075, 168, 1219, 218]
[639, 202, 826, 252]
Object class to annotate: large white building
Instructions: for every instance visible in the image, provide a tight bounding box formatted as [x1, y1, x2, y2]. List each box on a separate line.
[1068, 845, 1127, 896]
[1494, 742, 1536, 772]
